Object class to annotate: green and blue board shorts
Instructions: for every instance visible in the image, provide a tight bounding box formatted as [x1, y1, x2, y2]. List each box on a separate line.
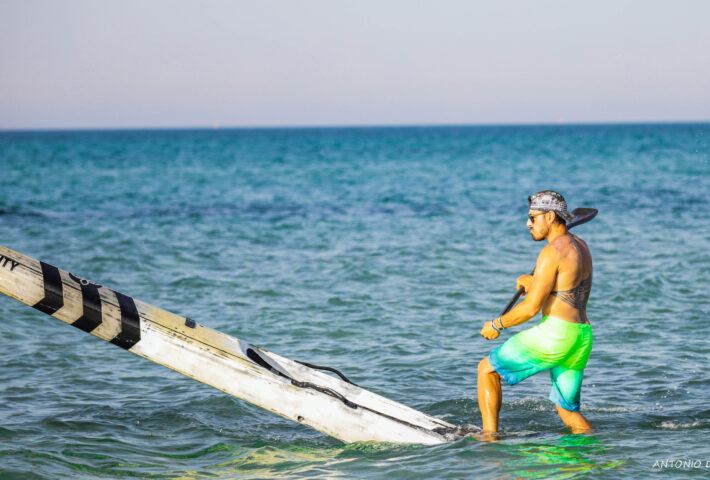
[488, 315, 593, 412]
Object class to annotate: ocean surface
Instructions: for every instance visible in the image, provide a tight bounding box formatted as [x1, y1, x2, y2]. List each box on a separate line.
[1, 124, 709, 479]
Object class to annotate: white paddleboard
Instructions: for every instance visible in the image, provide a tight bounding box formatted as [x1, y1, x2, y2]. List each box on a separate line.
[0, 245, 472, 444]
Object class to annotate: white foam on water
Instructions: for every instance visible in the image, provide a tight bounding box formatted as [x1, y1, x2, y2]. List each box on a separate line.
[658, 420, 703, 430]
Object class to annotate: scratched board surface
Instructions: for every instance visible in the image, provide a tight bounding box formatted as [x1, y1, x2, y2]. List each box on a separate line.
[1, 125, 709, 479]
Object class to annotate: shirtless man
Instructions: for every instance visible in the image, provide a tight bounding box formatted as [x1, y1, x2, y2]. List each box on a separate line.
[478, 190, 594, 435]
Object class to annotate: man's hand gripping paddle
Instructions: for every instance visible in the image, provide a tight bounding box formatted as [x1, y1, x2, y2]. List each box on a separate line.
[499, 208, 598, 317]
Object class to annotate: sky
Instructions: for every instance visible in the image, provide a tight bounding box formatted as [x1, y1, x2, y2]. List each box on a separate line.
[1, 0, 709, 130]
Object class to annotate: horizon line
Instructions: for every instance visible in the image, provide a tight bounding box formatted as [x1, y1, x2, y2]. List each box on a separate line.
[1, 118, 709, 134]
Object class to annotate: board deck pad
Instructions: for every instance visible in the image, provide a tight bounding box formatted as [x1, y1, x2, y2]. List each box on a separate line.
[0, 245, 476, 444]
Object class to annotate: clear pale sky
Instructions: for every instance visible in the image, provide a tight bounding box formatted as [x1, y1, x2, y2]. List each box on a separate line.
[1, 0, 709, 129]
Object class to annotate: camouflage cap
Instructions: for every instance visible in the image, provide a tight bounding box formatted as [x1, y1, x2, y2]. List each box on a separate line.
[528, 190, 574, 223]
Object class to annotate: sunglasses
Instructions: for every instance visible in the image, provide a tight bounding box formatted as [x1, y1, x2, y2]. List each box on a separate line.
[528, 211, 546, 222]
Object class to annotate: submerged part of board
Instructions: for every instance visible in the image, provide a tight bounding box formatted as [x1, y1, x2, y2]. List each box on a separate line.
[0, 245, 474, 444]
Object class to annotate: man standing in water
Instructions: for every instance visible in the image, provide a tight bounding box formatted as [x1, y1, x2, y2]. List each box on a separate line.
[478, 190, 594, 435]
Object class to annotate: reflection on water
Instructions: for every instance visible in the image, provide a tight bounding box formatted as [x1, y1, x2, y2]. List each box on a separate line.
[500, 435, 626, 479]
[160, 436, 628, 480]
[168, 441, 417, 479]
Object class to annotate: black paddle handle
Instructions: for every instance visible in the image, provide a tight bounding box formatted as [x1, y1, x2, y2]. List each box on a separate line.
[500, 287, 524, 317]
[500, 268, 534, 316]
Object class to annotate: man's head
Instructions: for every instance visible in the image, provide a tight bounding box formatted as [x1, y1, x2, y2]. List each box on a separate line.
[527, 190, 573, 241]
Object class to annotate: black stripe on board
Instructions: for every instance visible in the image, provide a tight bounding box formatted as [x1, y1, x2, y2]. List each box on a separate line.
[68, 273, 103, 333]
[109, 291, 141, 350]
[32, 262, 64, 315]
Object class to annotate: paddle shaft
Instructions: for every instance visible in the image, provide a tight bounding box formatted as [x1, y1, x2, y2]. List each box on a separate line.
[499, 208, 598, 317]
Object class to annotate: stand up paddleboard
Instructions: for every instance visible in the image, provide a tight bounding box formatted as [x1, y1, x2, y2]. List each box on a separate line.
[0, 245, 471, 444]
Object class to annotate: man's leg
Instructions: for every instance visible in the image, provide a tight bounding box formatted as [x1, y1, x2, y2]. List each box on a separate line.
[549, 366, 593, 433]
[477, 356, 502, 433]
[555, 405, 593, 433]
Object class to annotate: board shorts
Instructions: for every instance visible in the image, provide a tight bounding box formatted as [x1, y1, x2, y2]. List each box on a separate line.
[488, 315, 593, 412]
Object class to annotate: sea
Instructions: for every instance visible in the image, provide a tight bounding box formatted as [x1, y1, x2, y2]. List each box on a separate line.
[1, 123, 708, 479]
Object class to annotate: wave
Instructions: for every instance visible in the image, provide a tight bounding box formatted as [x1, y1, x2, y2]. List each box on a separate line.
[657, 420, 705, 430]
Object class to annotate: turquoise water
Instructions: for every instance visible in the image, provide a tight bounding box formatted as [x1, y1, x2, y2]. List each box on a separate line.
[1, 124, 709, 479]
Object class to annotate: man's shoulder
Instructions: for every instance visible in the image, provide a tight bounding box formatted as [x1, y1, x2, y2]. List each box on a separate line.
[574, 235, 590, 249]
[537, 242, 563, 266]
[539, 242, 563, 257]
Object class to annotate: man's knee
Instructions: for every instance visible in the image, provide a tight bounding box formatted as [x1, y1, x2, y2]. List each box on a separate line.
[478, 356, 499, 377]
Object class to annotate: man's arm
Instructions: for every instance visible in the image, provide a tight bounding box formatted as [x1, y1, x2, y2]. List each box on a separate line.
[480, 246, 559, 339]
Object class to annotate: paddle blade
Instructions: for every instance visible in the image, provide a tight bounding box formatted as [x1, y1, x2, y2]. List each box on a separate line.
[568, 208, 598, 229]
